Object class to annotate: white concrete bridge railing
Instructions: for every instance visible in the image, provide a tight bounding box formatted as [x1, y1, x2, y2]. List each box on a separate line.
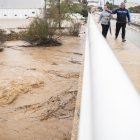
[78, 13, 140, 140]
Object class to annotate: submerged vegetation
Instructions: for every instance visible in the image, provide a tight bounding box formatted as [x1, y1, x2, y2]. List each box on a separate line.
[0, 29, 6, 51]
[0, 0, 87, 47]
[0, 29, 6, 44]
[20, 18, 61, 46]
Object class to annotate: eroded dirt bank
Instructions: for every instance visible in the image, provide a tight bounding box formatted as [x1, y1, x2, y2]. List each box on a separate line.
[0, 36, 83, 140]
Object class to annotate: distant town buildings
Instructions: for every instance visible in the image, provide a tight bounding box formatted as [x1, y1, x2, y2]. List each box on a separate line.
[87, 0, 140, 9]
[126, 2, 140, 8]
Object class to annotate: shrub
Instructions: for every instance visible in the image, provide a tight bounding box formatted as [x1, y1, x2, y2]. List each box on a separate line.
[6, 30, 20, 41]
[69, 22, 81, 36]
[21, 0, 84, 46]
[20, 18, 61, 46]
[0, 29, 6, 51]
[0, 29, 6, 44]
[81, 8, 88, 17]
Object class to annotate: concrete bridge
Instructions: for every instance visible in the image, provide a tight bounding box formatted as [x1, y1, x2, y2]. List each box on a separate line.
[71, 13, 140, 140]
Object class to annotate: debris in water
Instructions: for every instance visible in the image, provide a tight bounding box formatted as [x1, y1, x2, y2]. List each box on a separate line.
[0, 47, 4, 52]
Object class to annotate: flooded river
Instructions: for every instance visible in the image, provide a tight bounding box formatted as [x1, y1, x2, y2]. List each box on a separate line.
[0, 37, 83, 140]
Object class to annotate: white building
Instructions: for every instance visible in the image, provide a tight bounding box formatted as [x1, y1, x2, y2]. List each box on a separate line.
[0, 0, 43, 19]
[0, 8, 42, 19]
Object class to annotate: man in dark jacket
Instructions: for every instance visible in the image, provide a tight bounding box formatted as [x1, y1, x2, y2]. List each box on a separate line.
[113, 2, 130, 42]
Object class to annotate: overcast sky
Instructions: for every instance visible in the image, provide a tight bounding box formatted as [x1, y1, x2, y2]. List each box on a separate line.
[0, 0, 139, 8]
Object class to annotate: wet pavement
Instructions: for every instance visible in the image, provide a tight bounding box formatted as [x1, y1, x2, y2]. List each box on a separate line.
[94, 13, 140, 93]
[110, 20, 140, 48]
[126, 25, 140, 48]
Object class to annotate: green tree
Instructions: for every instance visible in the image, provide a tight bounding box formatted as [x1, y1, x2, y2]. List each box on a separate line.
[47, 0, 86, 27]
[106, 1, 119, 10]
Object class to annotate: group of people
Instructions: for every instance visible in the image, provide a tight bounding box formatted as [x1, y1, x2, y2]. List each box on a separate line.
[98, 2, 131, 42]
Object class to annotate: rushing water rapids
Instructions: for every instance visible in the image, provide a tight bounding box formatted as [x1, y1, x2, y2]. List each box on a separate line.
[0, 36, 84, 140]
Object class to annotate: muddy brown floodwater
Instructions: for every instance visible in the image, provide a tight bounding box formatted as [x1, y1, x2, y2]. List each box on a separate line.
[0, 36, 84, 140]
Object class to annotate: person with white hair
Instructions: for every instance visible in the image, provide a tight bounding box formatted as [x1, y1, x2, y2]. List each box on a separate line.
[112, 2, 131, 42]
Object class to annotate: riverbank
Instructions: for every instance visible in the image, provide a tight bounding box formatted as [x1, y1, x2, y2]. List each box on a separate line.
[0, 36, 84, 140]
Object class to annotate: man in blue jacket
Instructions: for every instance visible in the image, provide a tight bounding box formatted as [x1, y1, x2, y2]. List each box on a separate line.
[112, 2, 131, 42]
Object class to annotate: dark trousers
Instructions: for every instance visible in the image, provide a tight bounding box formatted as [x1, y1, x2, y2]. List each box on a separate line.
[101, 24, 110, 38]
[115, 22, 126, 39]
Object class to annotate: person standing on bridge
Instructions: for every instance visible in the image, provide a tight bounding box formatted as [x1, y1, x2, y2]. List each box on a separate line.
[98, 5, 112, 38]
[112, 2, 131, 42]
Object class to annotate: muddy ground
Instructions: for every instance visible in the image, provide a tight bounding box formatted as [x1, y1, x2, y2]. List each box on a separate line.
[0, 36, 84, 140]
